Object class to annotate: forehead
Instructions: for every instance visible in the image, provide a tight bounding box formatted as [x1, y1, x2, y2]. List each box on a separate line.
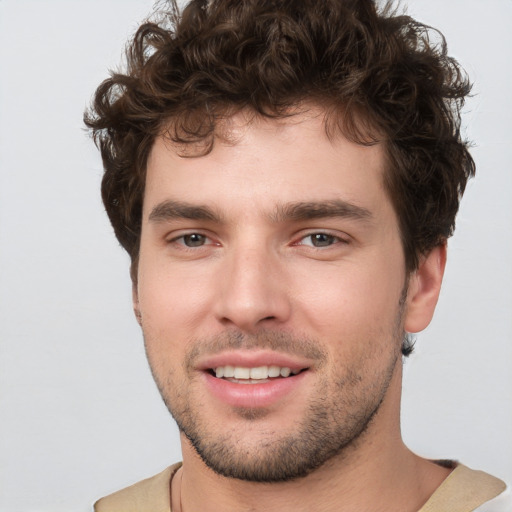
[144, 110, 388, 218]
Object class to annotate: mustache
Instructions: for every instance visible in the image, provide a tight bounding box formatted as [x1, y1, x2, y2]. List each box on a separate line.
[185, 330, 328, 368]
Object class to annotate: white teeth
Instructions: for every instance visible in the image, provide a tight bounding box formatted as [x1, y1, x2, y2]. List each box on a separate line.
[213, 365, 302, 380]
[268, 365, 281, 378]
[234, 367, 250, 379]
[224, 365, 235, 378]
[280, 367, 291, 377]
[250, 366, 268, 379]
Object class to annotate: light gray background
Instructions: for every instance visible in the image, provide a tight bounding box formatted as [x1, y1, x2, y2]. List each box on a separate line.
[0, 1, 511, 511]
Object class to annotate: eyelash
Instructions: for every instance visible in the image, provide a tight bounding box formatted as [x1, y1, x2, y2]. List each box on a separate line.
[166, 231, 350, 251]
[294, 232, 350, 249]
[167, 232, 216, 249]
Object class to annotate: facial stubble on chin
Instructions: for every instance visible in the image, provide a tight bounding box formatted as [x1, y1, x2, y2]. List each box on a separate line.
[144, 312, 405, 483]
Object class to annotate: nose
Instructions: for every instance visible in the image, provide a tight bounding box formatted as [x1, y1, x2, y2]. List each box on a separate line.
[213, 244, 292, 332]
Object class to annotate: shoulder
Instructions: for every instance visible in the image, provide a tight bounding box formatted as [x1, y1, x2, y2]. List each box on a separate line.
[420, 463, 508, 512]
[93, 463, 181, 512]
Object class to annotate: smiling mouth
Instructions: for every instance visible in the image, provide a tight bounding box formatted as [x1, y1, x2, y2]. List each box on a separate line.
[209, 365, 308, 384]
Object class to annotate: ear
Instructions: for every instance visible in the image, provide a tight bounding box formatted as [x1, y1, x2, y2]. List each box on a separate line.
[132, 284, 142, 326]
[404, 243, 447, 334]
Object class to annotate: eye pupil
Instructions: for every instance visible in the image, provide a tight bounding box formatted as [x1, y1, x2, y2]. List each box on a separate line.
[311, 233, 334, 247]
[184, 234, 206, 247]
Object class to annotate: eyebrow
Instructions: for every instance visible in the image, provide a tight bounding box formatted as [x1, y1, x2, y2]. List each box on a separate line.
[271, 200, 373, 224]
[148, 200, 223, 223]
[148, 199, 373, 225]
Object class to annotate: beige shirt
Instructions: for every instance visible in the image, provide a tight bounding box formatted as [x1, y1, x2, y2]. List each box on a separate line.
[94, 462, 507, 512]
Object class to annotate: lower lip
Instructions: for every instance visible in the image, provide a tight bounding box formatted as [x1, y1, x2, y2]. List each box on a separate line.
[203, 371, 308, 408]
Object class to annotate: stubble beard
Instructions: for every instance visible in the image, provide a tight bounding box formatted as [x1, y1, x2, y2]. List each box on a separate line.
[146, 322, 403, 483]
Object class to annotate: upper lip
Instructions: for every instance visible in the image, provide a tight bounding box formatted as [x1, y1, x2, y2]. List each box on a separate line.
[196, 350, 313, 372]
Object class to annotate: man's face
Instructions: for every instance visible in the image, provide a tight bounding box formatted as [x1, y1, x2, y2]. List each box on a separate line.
[136, 111, 410, 481]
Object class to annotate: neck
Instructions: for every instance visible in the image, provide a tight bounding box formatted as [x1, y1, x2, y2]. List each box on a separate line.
[175, 365, 451, 512]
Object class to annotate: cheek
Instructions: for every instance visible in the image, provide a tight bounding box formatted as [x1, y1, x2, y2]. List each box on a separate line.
[292, 260, 405, 345]
[137, 256, 213, 335]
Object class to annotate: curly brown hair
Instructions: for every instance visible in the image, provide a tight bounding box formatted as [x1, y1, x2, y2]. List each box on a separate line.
[85, 0, 474, 281]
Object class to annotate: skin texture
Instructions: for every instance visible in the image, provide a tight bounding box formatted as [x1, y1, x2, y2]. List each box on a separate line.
[134, 110, 449, 511]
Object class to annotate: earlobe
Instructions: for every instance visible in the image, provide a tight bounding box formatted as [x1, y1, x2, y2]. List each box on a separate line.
[404, 243, 447, 334]
[132, 285, 142, 326]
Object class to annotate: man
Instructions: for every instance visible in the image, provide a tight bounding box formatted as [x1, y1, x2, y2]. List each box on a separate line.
[85, 0, 509, 510]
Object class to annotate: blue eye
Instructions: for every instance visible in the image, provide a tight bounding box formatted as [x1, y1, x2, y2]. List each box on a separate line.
[301, 233, 340, 247]
[181, 233, 207, 247]
[310, 233, 336, 247]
